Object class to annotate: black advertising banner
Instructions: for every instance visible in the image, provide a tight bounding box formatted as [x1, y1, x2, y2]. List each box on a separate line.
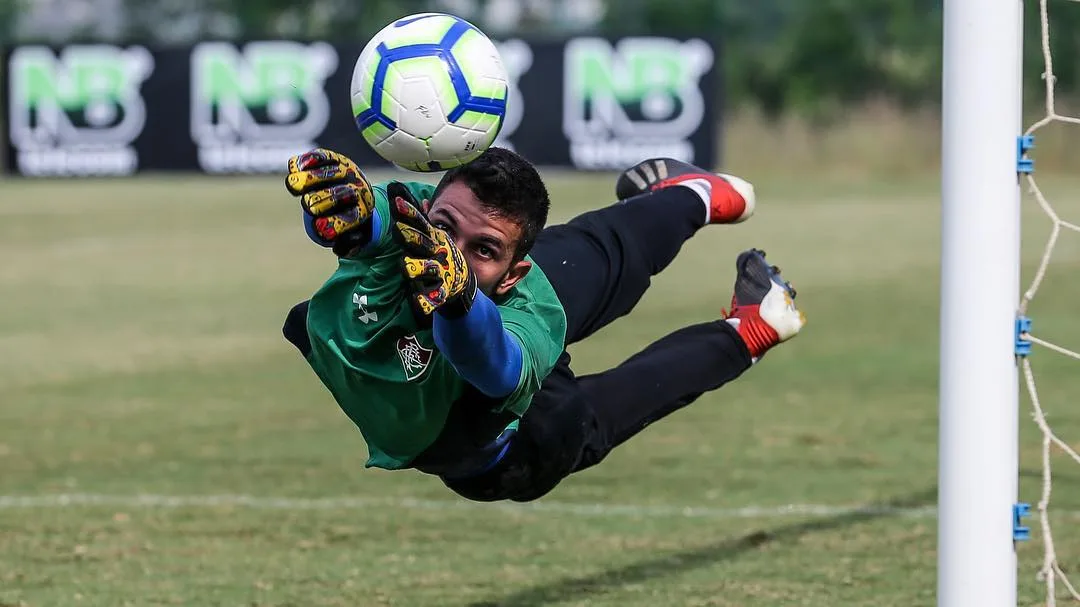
[3, 44, 156, 176]
[2, 37, 718, 176]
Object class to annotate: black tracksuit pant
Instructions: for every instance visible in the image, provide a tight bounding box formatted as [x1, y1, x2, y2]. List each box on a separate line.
[409, 186, 754, 502]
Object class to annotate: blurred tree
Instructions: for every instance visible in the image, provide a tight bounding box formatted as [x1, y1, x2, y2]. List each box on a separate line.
[773, 0, 879, 120]
[118, 0, 434, 43]
[776, 0, 942, 121]
[0, 0, 24, 46]
[600, 0, 943, 119]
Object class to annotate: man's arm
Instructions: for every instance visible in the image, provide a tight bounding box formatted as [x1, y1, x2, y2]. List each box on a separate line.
[315, 181, 435, 258]
[433, 292, 524, 398]
[286, 148, 380, 257]
[383, 182, 533, 400]
[287, 148, 439, 258]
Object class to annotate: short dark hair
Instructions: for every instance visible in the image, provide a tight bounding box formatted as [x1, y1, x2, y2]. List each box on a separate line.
[432, 147, 550, 262]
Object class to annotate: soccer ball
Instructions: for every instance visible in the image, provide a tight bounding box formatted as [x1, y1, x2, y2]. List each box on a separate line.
[350, 13, 509, 172]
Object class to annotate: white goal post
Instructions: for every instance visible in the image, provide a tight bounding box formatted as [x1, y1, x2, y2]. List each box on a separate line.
[938, 0, 1025, 605]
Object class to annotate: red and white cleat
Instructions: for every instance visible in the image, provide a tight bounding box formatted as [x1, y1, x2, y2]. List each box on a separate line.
[721, 248, 806, 362]
[616, 157, 755, 224]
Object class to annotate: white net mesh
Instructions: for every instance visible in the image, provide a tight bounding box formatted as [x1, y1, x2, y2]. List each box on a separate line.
[1020, 0, 1080, 603]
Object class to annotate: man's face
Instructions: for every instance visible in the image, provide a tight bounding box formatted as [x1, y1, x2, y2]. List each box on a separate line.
[426, 181, 532, 297]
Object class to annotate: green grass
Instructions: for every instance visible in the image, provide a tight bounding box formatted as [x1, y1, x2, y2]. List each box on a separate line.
[2, 170, 1080, 606]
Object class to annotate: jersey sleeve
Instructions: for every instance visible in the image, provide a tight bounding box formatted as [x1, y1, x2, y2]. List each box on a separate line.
[355, 180, 438, 256]
[494, 297, 567, 416]
[432, 290, 524, 398]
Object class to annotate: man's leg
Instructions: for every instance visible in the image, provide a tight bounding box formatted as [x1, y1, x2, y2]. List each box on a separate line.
[567, 248, 806, 474]
[440, 324, 749, 503]
[529, 160, 755, 344]
[441, 249, 806, 502]
[282, 300, 312, 357]
[569, 320, 751, 473]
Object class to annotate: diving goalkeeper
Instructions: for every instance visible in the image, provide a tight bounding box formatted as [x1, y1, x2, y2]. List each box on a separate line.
[281, 147, 806, 503]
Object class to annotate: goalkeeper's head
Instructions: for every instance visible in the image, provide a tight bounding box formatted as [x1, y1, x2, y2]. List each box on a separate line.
[428, 147, 551, 298]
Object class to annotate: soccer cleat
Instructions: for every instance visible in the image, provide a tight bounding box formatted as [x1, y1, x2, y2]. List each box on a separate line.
[721, 248, 805, 362]
[615, 157, 756, 224]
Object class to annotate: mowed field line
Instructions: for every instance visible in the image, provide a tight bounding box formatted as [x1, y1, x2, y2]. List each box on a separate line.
[2, 493, 1077, 521]
[0, 492, 944, 519]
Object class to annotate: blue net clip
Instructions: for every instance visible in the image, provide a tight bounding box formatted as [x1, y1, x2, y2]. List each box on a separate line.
[1018, 135, 1035, 174]
[1016, 316, 1032, 357]
[1014, 503, 1031, 541]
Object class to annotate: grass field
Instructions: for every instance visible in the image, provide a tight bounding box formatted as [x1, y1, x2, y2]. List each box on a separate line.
[2, 169, 1080, 606]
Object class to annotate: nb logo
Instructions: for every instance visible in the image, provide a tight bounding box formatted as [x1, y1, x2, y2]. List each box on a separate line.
[353, 293, 378, 325]
[189, 41, 338, 174]
[561, 37, 713, 169]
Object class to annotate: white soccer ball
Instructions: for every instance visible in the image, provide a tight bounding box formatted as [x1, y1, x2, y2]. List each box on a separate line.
[350, 13, 509, 172]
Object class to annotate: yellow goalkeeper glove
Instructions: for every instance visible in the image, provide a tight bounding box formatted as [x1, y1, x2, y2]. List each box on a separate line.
[285, 148, 376, 257]
[387, 181, 477, 319]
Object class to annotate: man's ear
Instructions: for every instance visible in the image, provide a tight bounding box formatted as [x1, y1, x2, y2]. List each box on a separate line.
[494, 259, 532, 297]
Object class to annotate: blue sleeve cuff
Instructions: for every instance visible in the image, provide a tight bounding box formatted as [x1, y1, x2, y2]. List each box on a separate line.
[433, 290, 524, 398]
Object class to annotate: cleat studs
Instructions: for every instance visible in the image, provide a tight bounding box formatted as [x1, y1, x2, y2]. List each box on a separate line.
[641, 163, 657, 183]
[626, 169, 648, 191]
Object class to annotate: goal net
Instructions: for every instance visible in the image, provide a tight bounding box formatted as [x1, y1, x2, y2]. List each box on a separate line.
[940, 0, 1080, 605]
[1020, 0, 1080, 603]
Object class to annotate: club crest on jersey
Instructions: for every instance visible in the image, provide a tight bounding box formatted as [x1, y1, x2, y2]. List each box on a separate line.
[396, 334, 432, 381]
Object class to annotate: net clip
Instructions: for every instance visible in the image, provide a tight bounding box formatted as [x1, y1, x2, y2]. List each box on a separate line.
[1014, 502, 1031, 542]
[1018, 135, 1035, 174]
[1016, 316, 1033, 357]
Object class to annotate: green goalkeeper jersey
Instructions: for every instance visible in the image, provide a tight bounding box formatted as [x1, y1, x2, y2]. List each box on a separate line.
[302, 180, 567, 470]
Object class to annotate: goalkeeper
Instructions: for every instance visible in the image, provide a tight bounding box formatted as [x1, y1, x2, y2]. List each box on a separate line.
[281, 147, 805, 503]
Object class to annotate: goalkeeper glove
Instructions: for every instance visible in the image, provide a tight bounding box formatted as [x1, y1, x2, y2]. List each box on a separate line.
[285, 148, 376, 257]
[387, 181, 477, 319]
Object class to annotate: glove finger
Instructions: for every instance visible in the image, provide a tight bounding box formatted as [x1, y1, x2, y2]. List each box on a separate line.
[402, 259, 443, 318]
[426, 241, 469, 292]
[402, 256, 443, 282]
[386, 182, 432, 232]
[411, 293, 438, 317]
[287, 148, 358, 175]
[302, 182, 374, 217]
[395, 222, 439, 257]
[418, 286, 448, 309]
[412, 278, 449, 312]
[390, 193, 425, 226]
[386, 180, 420, 206]
[286, 164, 355, 196]
[286, 148, 365, 196]
[402, 258, 447, 315]
[287, 149, 331, 175]
[317, 148, 360, 173]
[312, 206, 364, 243]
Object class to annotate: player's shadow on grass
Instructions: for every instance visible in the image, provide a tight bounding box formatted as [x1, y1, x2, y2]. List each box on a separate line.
[467, 487, 936, 607]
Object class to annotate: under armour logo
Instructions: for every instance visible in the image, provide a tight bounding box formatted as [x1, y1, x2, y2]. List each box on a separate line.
[353, 293, 378, 324]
